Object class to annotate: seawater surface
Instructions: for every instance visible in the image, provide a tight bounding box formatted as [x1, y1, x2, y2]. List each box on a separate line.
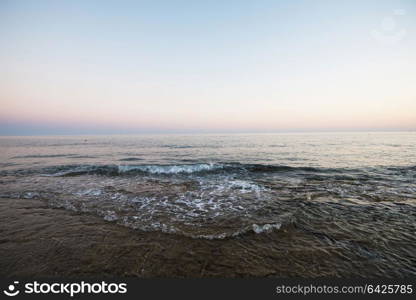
[0, 132, 415, 276]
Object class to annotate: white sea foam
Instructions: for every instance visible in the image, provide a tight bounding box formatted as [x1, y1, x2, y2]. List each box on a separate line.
[228, 180, 265, 194]
[74, 189, 103, 197]
[22, 192, 40, 199]
[118, 163, 222, 174]
[201, 178, 267, 197]
[252, 223, 282, 234]
[35, 170, 285, 240]
[103, 210, 118, 221]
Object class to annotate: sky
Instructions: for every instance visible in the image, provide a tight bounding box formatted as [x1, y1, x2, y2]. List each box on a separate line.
[0, 0, 415, 135]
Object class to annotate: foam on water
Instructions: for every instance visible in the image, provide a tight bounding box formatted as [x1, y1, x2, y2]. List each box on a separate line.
[10, 173, 289, 239]
[252, 223, 282, 234]
[118, 163, 222, 174]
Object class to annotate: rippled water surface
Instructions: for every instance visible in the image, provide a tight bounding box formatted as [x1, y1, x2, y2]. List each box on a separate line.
[0, 132, 415, 276]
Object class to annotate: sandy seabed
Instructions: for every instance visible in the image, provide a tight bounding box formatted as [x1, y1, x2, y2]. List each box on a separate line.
[0, 198, 414, 278]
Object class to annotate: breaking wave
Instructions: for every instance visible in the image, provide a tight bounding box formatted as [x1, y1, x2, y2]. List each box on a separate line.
[1, 162, 414, 178]
[117, 163, 223, 174]
[37, 163, 323, 177]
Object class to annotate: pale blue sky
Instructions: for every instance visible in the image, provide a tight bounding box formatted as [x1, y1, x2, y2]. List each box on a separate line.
[1, 0, 415, 134]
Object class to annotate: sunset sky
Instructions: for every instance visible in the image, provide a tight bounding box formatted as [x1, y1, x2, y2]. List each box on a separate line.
[1, 0, 415, 135]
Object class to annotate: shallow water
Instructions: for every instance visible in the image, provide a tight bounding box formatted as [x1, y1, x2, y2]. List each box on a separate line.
[0, 132, 415, 276]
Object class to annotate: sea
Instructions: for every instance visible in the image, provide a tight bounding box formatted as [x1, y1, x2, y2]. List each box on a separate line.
[0, 132, 415, 276]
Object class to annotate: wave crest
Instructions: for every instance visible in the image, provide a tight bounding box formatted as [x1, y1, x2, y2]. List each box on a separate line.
[118, 163, 222, 174]
[8, 162, 415, 178]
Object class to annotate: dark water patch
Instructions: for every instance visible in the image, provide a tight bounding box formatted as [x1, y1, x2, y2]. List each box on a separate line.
[69, 155, 98, 159]
[12, 154, 79, 159]
[160, 145, 194, 149]
[0, 162, 20, 168]
[119, 157, 144, 162]
[46, 165, 120, 177]
[179, 159, 201, 163]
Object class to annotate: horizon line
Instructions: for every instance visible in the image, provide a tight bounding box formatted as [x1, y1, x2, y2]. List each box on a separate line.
[1, 128, 415, 137]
